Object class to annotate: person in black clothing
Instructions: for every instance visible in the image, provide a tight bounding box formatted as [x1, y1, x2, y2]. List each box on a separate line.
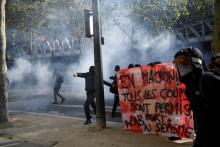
[53, 72, 65, 104]
[128, 63, 134, 68]
[147, 61, 162, 66]
[73, 66, 96, 125]
[173, 47, 220, 147]
[199, 53, 220, 146]
[135, 64, 141, 67]
[209, 53, 220, 71]
[109, 65, 120, 118]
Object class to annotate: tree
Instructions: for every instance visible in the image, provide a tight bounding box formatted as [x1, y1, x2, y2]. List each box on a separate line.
[212, 0, 220, 54]
[6, 0, 89, 57]
[6, 0, 48, 30]
[0, 0, 8, 123]
[131, 0, 213, 34]
[187, 0, 213, 19]
[132, 0, 189, 33]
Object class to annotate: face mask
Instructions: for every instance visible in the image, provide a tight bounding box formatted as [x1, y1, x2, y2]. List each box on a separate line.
[176, 64, 193, 77]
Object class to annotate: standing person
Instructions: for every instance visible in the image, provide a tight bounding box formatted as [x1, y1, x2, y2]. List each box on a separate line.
[53, 72, 65, 104]
[173, 47, 220, 147]
[128, 63, 134, 68]
[209, 53, 220, 72]
[109, 65, 120, 118]
[200, 52, 220, 146]
[73, 66, 96, 125]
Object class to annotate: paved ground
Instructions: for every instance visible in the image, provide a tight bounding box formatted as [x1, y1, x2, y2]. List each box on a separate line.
[2, 87, 193, 147]
[0, 112, 192, 147]
[8, 87, 122, 123]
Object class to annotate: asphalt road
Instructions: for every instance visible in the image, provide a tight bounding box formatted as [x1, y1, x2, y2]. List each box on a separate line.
[8, 86, 122, 123]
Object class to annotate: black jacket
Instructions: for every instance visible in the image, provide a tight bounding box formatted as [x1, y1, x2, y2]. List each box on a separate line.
[54, 74, 64, 89]
[200, 70, 220, 145]
[77, 72, 95, 92]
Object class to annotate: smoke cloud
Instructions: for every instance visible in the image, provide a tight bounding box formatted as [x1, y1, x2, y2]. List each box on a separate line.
[8, 0, 192, 105]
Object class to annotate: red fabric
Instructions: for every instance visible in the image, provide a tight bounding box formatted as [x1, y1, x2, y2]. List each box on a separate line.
[117, 63, 194, 138]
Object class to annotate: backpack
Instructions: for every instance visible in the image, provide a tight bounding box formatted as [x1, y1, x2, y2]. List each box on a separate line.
[110, 83, 117, 94]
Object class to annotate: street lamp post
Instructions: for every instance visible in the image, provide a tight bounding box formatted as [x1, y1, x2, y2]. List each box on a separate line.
[92, 0, 106, 129]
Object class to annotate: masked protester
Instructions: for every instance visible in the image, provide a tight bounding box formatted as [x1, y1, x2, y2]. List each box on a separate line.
[110, 65, 120, 118]
[53, 72, 65, 104]
[73, 66, 96, 125]
[174, 47, 207, 147]
[103, 65, 120, 118]
[209, 53, 220, 73]
[128, 63, 134, 68]
[200, 52, 220, 146]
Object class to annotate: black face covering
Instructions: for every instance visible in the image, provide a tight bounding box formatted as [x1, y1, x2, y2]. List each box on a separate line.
[176, 64, 193, 77]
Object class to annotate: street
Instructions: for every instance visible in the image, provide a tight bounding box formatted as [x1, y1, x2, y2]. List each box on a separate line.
[8, 86, 122, 123]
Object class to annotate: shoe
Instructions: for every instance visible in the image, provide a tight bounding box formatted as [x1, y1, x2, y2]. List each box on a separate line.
[83, 120, 92, 125]
[61, 98, 65, 103]
[168, 136, 181, 141]
[52, 102, 58, 104]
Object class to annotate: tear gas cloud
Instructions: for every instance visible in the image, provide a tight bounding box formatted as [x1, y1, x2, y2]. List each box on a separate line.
[8, 0, 193, 102]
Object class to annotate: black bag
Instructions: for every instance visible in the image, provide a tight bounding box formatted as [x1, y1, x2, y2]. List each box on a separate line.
[110, 83, 117, 94]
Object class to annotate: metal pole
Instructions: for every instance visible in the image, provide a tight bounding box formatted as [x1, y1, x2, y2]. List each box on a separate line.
[92, 0, 106, 129]
[30, 29, 33, 56]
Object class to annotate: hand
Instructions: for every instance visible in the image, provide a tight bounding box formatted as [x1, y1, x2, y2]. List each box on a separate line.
[73, 73, 77, 77]
[109, 76, 114, 80]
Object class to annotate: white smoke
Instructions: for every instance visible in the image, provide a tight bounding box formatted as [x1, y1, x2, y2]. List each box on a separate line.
[8, 58, 52, 88]
[8, 58, 32, 82]
[7, 0, 184, 104]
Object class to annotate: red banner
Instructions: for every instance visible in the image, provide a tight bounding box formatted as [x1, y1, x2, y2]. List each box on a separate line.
[116, 63, 194, 138]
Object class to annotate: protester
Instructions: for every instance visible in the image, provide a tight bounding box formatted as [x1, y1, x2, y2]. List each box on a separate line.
[147, 61, 161, 66]
[135, 64, 141, 67]
[173, 47, 219, 147]
[53, 72, 65, 104]
[128, 63, 134, 68]
[73, 66, 96, 125]
[209, 53, 220, 72]
[110, 65, 120, 118]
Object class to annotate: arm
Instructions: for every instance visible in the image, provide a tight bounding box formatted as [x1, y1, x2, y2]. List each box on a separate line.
[103, 80, 112, 87]
[109, 76, 115, 80]
[73, 72, 87, 78]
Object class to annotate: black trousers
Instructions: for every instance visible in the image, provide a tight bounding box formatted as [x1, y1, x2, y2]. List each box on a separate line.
[54, 87, 65, 103]
[191, 104, 207, 147]
[112, 94, 119, 117]
[84, 91, 96, 120]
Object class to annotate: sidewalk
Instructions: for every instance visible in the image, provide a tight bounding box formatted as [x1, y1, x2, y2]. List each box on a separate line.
[0, 112, 192, 147]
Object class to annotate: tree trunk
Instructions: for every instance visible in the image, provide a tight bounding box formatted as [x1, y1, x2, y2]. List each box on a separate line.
[212, 0, 220, 54]
[0, 0, 8, 123]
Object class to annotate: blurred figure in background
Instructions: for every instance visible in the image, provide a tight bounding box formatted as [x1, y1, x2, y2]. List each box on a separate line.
[128, 63, 134, 68]
[135, 64, 141, 67]
[209, 53, 220, 73]
[53, 72, 65, 104]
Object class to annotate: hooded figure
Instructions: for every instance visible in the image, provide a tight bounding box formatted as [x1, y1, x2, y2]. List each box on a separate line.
[209, 53, 220, 74]
[174, 47, 220, 147]
[73, 66, 96, 125]
[174, 47, 206, 147]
